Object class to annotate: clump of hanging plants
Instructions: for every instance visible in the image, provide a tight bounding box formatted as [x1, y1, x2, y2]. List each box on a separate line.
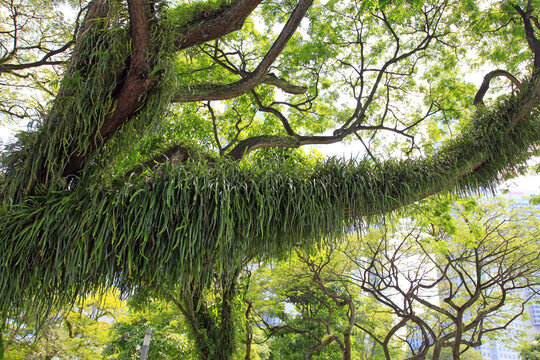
[0, 0, 177, 204]
[0, 75, 538, 322]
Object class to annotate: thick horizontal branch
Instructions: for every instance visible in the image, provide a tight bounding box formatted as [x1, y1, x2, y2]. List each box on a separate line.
[261, 73, 308, 94]
[226, 132, 356, 159]
[171, 73, 307, 102]
[3, 78, 539, 318]
[226, 120, 400, 159]
[125, 144, 216, 177]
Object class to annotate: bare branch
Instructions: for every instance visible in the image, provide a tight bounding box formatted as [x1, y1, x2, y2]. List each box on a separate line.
[474, 69, 522, 106]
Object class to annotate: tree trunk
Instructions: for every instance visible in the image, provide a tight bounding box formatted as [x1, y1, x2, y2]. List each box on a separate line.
[217, 282, 237, 360]
[0, 321, 4, 360]
[179, 273, 240, 360]
[343, 331, 351, 360]
[453, 315, 463, 360]
[432, 343, 442, 360]
[0, 318, 8, 360]
[245, 300, 253, 360]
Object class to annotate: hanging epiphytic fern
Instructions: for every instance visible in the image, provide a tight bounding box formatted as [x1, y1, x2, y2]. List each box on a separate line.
[0, 0, 176, 205]
[0, 76, 538, 320]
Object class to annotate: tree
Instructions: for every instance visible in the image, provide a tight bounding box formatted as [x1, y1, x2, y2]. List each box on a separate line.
[521, 335, 540, 360]
[2, 289, 127, 359]
[246, 197, 538, 360]
[247, 247, 401, 360]
[426, 347, 485, 360]
[347, 197, 540, 360]
[1, 0, 540, 359]
[103, 294, 195, 359]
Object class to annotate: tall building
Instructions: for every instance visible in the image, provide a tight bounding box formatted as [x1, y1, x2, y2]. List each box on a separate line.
[475, 285, 540, 360]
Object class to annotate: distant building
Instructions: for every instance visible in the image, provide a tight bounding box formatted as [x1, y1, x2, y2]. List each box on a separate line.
[476, 291, 540, 360]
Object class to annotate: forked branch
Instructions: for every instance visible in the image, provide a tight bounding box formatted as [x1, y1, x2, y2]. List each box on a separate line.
[171, 0, 313, 102]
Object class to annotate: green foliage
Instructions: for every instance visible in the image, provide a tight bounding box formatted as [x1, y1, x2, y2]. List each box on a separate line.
[103, 318, 192, 360]
[427, 347, 485, 360]
[0, 76, 539, 322]
[1, 2, 540, 356]
[0, 0, 74, 122]
[521, 335, 540, 360]
[168, 0, 235, 32]
[2, 289, 126, 360]
[0, 0, 177, 204]
[248, 251, 399, 359]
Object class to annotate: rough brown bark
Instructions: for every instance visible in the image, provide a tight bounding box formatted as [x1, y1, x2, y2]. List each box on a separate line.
[63, 0, 155, 176]
[175, 0, 263, 50]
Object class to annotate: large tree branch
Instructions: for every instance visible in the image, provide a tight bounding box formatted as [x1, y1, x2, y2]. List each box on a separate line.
[224, 75, 540, 211]
[63, 0, 155, 176]
[514, 3, 540, 70]
[171, 72, 307, 102]
[174, 0, 263, 50]
[225, 121, 420, 159]
[171, 0, 313, 102]
[262, 73, 308, 94]
[195, 43, 308, 95]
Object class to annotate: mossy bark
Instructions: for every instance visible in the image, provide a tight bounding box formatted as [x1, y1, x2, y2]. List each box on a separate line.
[181, 273, 240, 360]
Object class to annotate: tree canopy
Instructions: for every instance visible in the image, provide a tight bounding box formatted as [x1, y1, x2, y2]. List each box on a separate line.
[0, 0, 539, 326]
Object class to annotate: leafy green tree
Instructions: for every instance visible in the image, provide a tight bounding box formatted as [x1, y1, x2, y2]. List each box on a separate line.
[2, 289, 127, 359]
[1, 0, 540, 359]
[427, 347, 485, 360]
[103, 317, 192, 359]
[247, 245, 402, 360]
[0, 0, 77, 120]
[521, 335, 540, 360]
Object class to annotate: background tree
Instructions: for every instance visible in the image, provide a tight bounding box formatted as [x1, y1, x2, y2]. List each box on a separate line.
[1, 0, 540, 358]
[247, 247, 401, 360]
[0, 0, 80, 121]
[521, 335, 540, 360]
[244, 197, 539, 360]
[103, 293, 195, 359]
[426, 347, 485, 360]
[2, 289, 126, 359]
[347, 197, 540, 360]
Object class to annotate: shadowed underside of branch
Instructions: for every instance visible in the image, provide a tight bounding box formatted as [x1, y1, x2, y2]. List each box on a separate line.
[0, 76, 538, 318]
